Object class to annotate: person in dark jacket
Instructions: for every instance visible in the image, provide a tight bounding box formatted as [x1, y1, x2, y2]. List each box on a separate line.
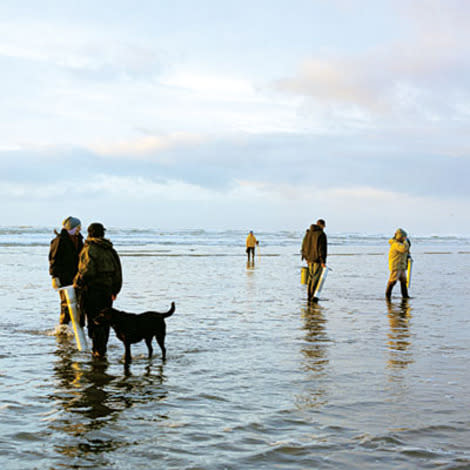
[74, 223, 122, 358]
[301, 219, 327, 303]
[49, 216, 84, 324]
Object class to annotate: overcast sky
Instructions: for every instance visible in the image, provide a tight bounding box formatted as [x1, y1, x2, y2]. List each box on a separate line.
[1, 0, 469, 234]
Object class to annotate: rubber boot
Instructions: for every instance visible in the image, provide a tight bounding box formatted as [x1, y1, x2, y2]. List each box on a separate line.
[92, 325, 109, 358]
[307, 282, 316, 303]
[400, 280, 410, 299]
[385, 281, 396, 300]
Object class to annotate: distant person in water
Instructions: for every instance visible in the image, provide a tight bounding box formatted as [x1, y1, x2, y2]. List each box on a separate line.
[386, 228, 410, 301]
[246, 231, 259, 263]
[48, 217, 84, 325]
[74, 223, 122, 358]
[301, 219, 327, 303]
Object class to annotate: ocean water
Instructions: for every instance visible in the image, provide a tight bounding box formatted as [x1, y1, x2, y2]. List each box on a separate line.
[0, 227, 470, 469]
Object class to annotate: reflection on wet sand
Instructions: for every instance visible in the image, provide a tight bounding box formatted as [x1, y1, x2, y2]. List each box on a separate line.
[49, 337, 168, 464]
[386, 299, 413, 371]
[296, 303, 331, 409]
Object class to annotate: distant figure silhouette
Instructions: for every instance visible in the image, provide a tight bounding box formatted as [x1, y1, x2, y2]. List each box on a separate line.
[301, 219, 327, 303]
[246, 231, 259, 263]
[385, 228, 411, 300]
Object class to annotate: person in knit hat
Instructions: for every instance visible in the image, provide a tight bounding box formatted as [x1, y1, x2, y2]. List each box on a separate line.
[49, 216, 84, 324]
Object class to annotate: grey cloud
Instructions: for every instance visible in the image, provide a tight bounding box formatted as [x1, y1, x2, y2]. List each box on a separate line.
[2, 132, 469, 200]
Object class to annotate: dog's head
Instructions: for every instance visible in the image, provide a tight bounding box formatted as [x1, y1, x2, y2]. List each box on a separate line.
[94, 307, 114, 326]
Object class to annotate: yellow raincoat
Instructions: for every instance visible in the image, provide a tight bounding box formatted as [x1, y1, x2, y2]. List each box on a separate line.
[388, 238, 410, 271]
[246, 233, 257, 248]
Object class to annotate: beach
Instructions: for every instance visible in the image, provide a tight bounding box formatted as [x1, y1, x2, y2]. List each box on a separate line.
[0, 227, 469, 469]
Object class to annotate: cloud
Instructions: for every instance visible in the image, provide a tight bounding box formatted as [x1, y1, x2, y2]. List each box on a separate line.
[160, 72, 255, 100]
[276, 49, 470, 121]
[276, 58, 384, 111]
[2, 172, 467, 233]
[1, 130, 469, 202]
[0, 175, 216, 202]
[0, 19, 164, 81]
[275, 2, 470, 122]
[91, 133, 206, 158]
[224, 180, 470, 235]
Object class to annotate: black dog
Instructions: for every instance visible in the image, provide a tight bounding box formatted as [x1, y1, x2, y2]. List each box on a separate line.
[95, 302, 175, 364]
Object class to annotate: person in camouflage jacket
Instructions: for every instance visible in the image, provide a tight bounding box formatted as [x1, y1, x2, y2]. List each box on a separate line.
[74, 222, 122, 358]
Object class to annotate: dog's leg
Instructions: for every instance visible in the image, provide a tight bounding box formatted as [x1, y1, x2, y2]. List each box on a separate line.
[145, 337, 153, 359]
[156, 333, 166, 360]
[125, 342, 132, 364]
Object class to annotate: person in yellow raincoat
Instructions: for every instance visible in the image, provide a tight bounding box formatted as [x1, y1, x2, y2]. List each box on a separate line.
[245, 231, 259, 263]
[386, 228, 410, 300]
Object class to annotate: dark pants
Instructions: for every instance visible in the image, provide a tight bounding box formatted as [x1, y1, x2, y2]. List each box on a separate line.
[307, 262, 323, 301]
[80, 286, 113, 356]
[246, 247, 255, 261]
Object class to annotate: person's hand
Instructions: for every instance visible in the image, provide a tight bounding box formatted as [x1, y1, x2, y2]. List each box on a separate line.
[52, 277, 61, 289]
[321, 263, 326, 268]
[112, 294, 117, 301]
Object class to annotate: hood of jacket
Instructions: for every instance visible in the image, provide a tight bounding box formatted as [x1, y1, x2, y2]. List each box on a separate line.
[310, 224, 323, 233]
[303, 224, 327, 264]
[84, 237, 114, 250]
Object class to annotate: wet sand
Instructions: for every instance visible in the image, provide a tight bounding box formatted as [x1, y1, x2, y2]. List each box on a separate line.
[0, 229, 469, 468]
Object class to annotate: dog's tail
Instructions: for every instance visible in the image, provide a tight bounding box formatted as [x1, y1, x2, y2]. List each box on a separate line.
[162, 302, 176, 318]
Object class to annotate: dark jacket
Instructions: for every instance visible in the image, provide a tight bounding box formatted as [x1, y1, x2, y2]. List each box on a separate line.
[74, 237, 122, 296]
[301, 224, 327, 264]
[49, 229, 84, 285]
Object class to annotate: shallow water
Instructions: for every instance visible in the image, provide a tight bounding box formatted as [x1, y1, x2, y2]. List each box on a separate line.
[1, 228, 470, 469]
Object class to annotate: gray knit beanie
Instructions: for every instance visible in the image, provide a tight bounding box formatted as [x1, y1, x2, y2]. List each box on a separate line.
[62, 216, 81, 231]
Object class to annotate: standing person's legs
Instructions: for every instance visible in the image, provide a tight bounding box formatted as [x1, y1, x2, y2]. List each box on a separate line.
[307, 262, 323, 302]
[386, 270, 400, 300]
[59, 290, 70, 325]
[81, 287, 113, 357]
[398, 270, 409, 298]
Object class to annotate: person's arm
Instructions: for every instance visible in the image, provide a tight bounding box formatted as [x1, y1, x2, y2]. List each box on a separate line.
[111, 250, 123, 297]
[393, 240, 409, 253]
[74, 248, 96, 288]
[319, 233, 327, 267]
[301, 231, 310, 261]
[49, 239, 63, 287]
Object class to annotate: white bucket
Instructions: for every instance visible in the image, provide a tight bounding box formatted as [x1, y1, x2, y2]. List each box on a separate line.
[58, 286, 88, 351]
